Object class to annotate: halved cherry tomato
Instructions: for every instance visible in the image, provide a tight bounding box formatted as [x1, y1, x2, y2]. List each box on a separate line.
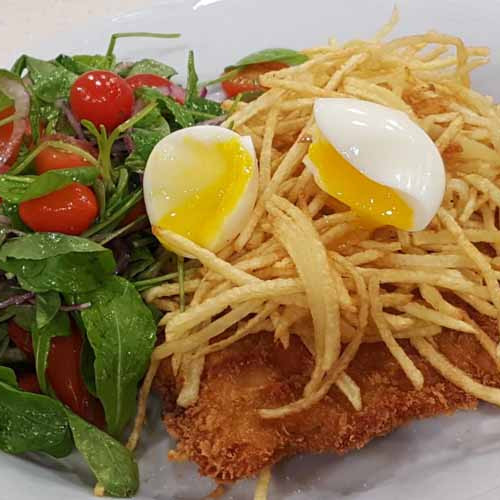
[35, 134, 97, 174]
[126, 73, 186, 104]
[46, 324, 105, 428]
[120, 199, 147, 227]
[221, 62, 288, 98]
[126, 73, 171, 91]
[69, 70, 135, 132]
[9, 320, 105, 427]
[18, 373, 41, 393]
[8, 320, 34, 358]
[19, 182, 98, 235]
[0, 106, 23, 169]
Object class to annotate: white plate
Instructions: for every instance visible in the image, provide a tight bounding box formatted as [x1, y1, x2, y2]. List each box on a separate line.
[2, 1, 500, 499]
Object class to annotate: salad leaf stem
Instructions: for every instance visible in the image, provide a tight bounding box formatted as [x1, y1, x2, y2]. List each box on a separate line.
[96, 214, 148, 246]
[9, 141, 97, 175]
[82, 189, 143, 238]
[106, 32, 181, 58]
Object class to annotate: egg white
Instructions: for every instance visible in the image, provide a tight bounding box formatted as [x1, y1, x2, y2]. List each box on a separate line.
[143, 125, 258, 254]
[307, 98, 445, 231]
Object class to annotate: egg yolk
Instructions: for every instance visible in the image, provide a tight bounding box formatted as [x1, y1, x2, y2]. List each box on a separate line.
[308, 136, 414, 230]
[157, 136, 253, 248]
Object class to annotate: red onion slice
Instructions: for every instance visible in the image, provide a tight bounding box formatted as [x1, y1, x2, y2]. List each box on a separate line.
[0, 76, 30, 168]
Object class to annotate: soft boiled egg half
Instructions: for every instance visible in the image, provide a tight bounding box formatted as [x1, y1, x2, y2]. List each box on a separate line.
[304, 98, 445, 231]
[143, 126, 258, 254]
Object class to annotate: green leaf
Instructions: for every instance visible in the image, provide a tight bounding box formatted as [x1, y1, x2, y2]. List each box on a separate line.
[19, 167, 99, 202]
[33, 311, 71, 394]
[226, 48, 308, 70]
[65, 409, 139, 497]
[0, 325, 9, 359]
[25, 56, 77, 103]
[35, 291, 61, 330]
[126, 58, 176, 79]
[0, 168, 98, 204]
[137, 87, 194, 128]
[81, 336, 97, 397]
[0, 202, 30, 232]
[0, 90, 13, 113]
[0, 232, 113, 261]
[185, 50, 198, 104]
[0, 382, 72, 458]
[0, 233, 116, 293]
[10, 55, 27, 77]
[0, 366, 17, 387]
[56, 54, 115, 74]
[106, 32, 180, 58]
[11, 305, 36, 331]
[185, 96, 224, 122]
[75, 276, 156, 436]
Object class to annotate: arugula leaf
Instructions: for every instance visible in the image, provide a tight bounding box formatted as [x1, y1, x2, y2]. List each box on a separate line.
[75, 276, 156, 436]
[11, 305, 36, 331]
[25, 56, 77, 103]
[0, 232, 112, 261]
[0, 381, 73, 458]
[0, 366, 17, 386]
[81, 336, 97, 397]
[1, 202, 30, 232]
[127, 127, 169, 170]
[106, 32, 180, 58]
[28, 95, 61, 145]
[185, 96, 223, 122]
[0, 233, 115, 293]
[0, 90, 13, 113]
[56, 54, 115, 74]
[65, 409, 139, 497]
[137, 87, 194, 128]
[35, 291, 61, 330]
[10, 55, 27, 77]
[185, 50, 198, 104]
[226, 48, 308, 70]
[0, 325, 9, 360]
[0, 167, 98, 204]
[33, 311, 71, 394]
[126, 58, 176, 79]
[21, 167, 99, 202]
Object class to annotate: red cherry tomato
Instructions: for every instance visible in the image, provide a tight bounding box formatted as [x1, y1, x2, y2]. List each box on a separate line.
[8, 320, 34, 358]
[46, 324, 105, 428]
[69, 70, 135, 132]
[0, 106, 23, 168]
[18, 373, 41, 393]
[120, 199, 147, 227]
[221, 62, 288, 98]
[126, 74, 186, 104]
[35, 134, 97, 174]
[19, 182, 98, 235]
[126, 73, 171, 91]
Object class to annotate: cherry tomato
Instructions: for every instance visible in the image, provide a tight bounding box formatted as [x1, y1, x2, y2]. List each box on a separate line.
[18, 373, 41, 393]
[8, 321, 105, 427]
[0, 106, 23, 168]
[69, 70, 135, 132]
[46, 324, 105, 428]
[8, 320, 34, 358]
[221, 62, 288, 98]
[126, 74, 186, 104]
[126, 73, 171, 91]
[120, 199, 147, 227]
[35, 134, 97, 174]
[19, 182, 98, 235]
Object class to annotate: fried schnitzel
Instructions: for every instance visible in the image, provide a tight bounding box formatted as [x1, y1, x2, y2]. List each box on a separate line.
[154, 308, 499, 483]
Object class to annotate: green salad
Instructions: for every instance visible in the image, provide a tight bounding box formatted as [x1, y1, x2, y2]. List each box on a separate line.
[0, 32, 306, 497]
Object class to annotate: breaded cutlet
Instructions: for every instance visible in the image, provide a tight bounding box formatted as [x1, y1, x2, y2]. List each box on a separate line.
[154, 308, 499, 483]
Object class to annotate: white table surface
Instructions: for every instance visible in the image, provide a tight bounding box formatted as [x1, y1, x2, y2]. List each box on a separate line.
[1, 0, 153, 64]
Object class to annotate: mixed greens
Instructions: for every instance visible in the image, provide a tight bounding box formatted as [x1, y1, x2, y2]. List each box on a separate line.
[0, 33, 306, 497]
